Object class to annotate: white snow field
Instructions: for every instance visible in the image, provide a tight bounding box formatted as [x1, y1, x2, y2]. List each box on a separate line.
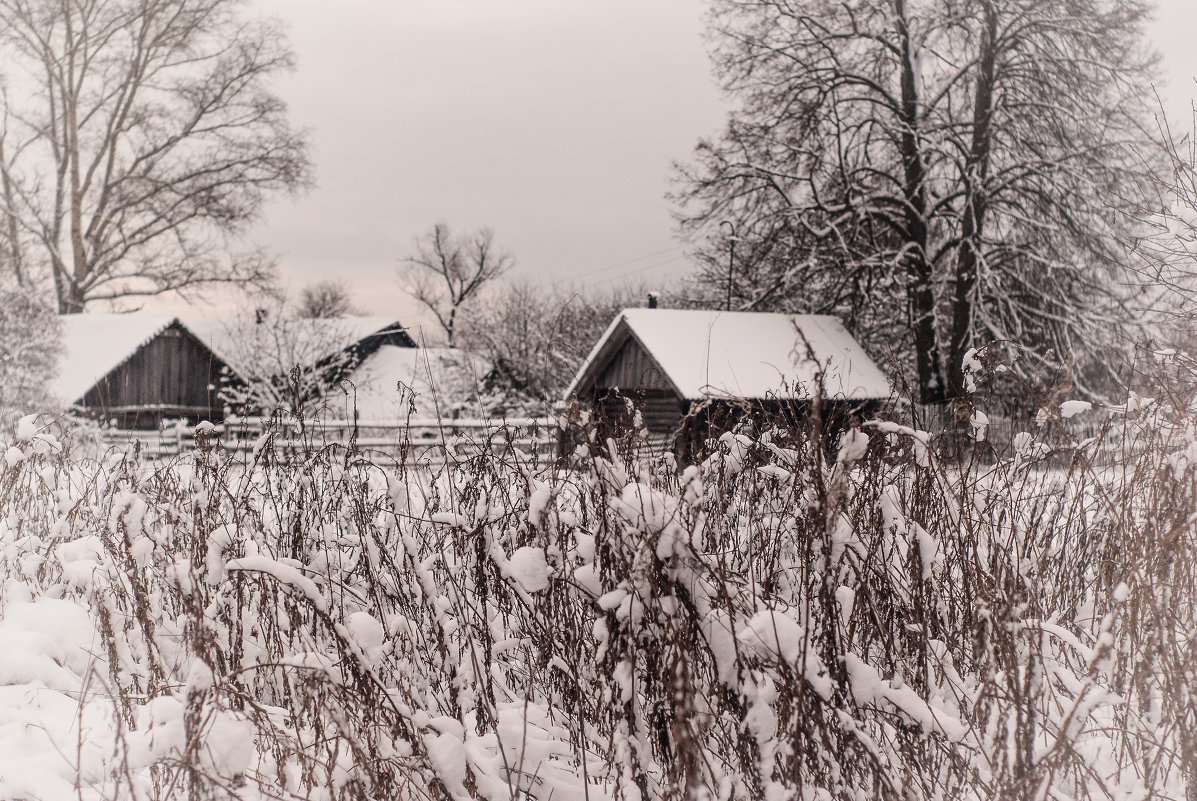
[0, 395, 1194, 801]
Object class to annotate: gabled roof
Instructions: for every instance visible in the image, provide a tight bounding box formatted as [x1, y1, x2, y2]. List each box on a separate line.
[53, 313, 180, 403]
[53, 313, 413, 407]
[566, 308, 892, 402]
[183, 315, 414, 373]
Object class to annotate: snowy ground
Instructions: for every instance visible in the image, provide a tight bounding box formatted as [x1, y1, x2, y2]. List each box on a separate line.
[0, 593, 111, 800]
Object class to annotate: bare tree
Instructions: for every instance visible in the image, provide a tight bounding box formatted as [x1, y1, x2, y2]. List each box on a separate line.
[674, 0, 1159, 404]
[1131, 106, 1197, 342]
[400, 223, 513, 346]
[459, 279, 660, 412]
[0, 0, 311, 313]
[296, 280, 355, 319]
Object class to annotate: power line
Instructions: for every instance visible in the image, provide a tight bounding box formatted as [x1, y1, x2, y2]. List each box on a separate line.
[548, 243, 686, 286]
[578, 253, 692, 288]
[545, 216, 722, 288]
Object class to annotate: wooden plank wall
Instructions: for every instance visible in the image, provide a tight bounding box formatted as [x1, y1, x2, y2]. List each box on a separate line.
[594, 390, 685, 436]
[587, 337, 688, 436]
[595, 337, 672, 392]
[81, 324, 225, 427]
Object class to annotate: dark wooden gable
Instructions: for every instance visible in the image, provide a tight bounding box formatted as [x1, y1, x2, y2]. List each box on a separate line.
[582, 325, 686, 436]
[78, 321, 229, 428]
[316, 322, 417, 389]
[594, 333, 673, 392]
[368, 323, 417, 349]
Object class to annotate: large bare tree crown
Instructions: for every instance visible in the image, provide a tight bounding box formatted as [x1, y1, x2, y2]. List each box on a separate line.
[675, 0, 1160, 404]
[296, 279, 355, 319]
[0, 0, 311, 313]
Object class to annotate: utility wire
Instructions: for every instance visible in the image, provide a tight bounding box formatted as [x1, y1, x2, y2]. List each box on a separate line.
[579, 253, 692, 288]
[546, 216, 724, 287]
[548, 244, 686, 286]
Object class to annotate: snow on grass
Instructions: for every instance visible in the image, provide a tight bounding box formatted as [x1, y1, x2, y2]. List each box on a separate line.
[0, 393, 1194, 800]
[504, 545, 551, 593]
[1060, 399, 1093, 419]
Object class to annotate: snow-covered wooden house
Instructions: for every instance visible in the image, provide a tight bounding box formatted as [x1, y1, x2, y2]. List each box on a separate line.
[564, 308, 892, 449]
[186, 316, 416, 387]
[180, 315, 418, 416]
[56, 314, 418, 428]
[54, 314, 233, 429]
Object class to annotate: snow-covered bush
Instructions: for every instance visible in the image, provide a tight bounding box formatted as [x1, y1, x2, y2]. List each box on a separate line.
[0, 287, 61, 423]
[211, 306, 359, 417]
[1, 372, 1196, 800]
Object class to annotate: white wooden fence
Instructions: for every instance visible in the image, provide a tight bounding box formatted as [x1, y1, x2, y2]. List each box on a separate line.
[99, 415, 560, 466]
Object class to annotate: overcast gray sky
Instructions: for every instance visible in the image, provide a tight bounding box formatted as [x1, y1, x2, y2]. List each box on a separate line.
[238, 0, 1197, 324]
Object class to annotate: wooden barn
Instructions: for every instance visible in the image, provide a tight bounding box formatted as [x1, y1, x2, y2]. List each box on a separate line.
[312, 317, 418, 382]
[54, 314, 233, 429]
[564, 308, 892, 452]
[55, 314, 419, 428]
[187, 315, 416, 376]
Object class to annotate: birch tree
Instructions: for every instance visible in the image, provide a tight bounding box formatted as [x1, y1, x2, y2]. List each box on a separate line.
[674, 0, 1158, 403]
[0, 0, 310, 313]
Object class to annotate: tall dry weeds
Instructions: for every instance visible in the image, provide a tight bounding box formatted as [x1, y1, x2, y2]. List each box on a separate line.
[0, 361, 1194, 800]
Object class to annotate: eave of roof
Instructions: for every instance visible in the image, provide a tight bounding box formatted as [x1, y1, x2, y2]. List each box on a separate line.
[55, 314, 176, 404]
[565, 316, 686, 401]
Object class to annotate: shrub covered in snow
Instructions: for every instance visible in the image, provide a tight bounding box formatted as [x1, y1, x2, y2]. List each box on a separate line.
[1, 378, 1196, 800]
[0, 287, 61, 424]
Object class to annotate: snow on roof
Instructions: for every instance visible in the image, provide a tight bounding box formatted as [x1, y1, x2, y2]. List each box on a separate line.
[52, 312, 411, 407]
[331, 345, 491, 420]
[567, 308, 892, 401]
[52, 313, 179, 404]
[181, 315, 408, 373]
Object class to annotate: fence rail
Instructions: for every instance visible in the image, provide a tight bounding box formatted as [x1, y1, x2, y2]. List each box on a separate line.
[95, 406, 1156, 468]
[98, 415, 560, 465]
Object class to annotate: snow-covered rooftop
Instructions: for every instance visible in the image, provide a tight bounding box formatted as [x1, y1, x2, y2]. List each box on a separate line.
[566, 308, 892, 401]
[53, 313, 179, 404]
[182, 315, 409, 373]
[52, 313, 414, 407]
[334, 345, 491, 420]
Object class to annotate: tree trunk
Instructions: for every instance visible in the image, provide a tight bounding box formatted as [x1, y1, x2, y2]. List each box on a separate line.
[896, 2, 946, 405]
[0, 136, 25, 287]
[58, 281, 85, 314]
[947, 2, 999, 400]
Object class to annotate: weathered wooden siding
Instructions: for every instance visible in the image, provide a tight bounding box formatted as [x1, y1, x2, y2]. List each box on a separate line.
[583, 337, 685, 436]
[593, 389, 686, 437]
[80, 323, 225, 428]
[594, 337, 672, 393]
